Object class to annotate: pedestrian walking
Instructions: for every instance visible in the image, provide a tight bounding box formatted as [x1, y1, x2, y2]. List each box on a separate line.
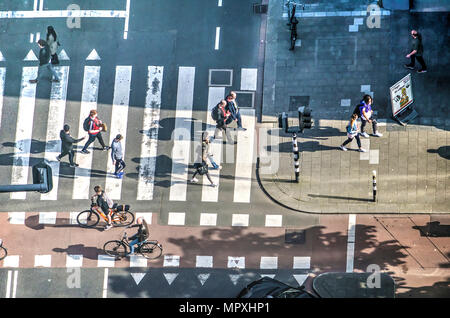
[29, 39, 60, 84]
[404, 29, 427, 73]
[56, 124, 85, 167]
[190, 133, 217, 187]
[212, 99, 234, 144]
[111, 134, 126, 179]
[202, 131, 221, 170]
[339, 113, 366, 152]
[46, 26, 60, 65]
[225, 91, 246, 131]
[353, 94, 383, 138]
[81, 109, 109, 154]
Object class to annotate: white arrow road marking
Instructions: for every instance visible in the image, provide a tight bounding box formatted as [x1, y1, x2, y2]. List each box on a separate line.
[0, 51, 5, 61]
[131, 273, 146, 285]
[59, 49, 70, 60]
[86, 49, 101, 60]
[229, 274, 242, 286]
[293, 274, 309, 286]
[24, 50, 38, 61]
[197, 274, 210, 286]
[164, 273, 179, 285]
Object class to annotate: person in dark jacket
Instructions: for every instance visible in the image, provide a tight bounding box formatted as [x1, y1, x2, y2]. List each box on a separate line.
[111, 134, 126, 178]
[29, 39, 60, 83]
[127, 217, 150, 256]
[225, 91, 246, 131]
[213, 99, 234, 144]
[56, 124, 85, 167]
[404, 30, 427, 73]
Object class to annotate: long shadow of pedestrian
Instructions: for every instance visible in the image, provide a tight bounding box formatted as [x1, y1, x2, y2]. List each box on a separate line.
[412, 222, 450, 237]
[427, 146, 450, 160]
[53, 244, 104, 260]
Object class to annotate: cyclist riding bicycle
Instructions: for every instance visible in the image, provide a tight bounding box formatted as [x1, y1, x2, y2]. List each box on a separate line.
[127, 217, 149, 256]
[91, 185, 114, 231]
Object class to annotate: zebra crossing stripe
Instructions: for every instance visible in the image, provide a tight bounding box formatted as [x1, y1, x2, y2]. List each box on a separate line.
[137, 66, 164, 201]
[73, 66, 101, 200]
[169, 66, 195, 201]
[233, 109, 256, 203]
[0, 67, 5, 131]
[105, 66, 132, 200]
[202, 87, 225, 202]
[10, 66, 38, 200]
[41, 66, 70, 200]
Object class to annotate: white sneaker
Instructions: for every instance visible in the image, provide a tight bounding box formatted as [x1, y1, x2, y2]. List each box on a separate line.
[359, 148, 367, 152]
[361, 132, 370, 138]
[190, 178, 198, 183]
[210, 183, 217, 188]
[373, 132, 383, 137]
[339, 145, 348, 151]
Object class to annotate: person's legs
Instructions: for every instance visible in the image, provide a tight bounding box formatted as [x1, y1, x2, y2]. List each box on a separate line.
[35, 65, 49, 81]
[68, 150, 75, 165]
[191, 171, 199, 182]
[82, 134, 96, 152]
[342, 137, 353, 147]
[360, 119, 367, 133]
[224, 127, 234, 144]
[47, 63, 60, 81]
[416, 56, 427, 71]
[355, 134, 362, 148]
[129, 238, 139, 254]
[235, 112, 244, 129]
[208, 154, 219, 169]
[58, 149, 69, 160]
[95, 133, 107, 148]
[407, 54, 416, 67]
[371, 118, 378, 133]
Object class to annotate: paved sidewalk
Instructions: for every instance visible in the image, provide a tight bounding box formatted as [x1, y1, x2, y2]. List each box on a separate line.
[258, 0, 450, 213]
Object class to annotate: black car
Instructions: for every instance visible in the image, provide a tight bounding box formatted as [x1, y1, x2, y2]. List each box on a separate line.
[237, 277, 316, 298]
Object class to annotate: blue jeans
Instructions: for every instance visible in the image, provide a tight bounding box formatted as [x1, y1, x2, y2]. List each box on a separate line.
[37, 63, 60, 81]
[129, 238, 142, 254]
[225, 112, 243, 128]
[208, 155, 219, 169]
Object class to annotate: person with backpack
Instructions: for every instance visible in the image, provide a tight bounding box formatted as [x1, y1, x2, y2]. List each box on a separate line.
[111, 134, 126, 179]
[29, 39, 60, 84]
[225, 91, 246, 131]
[353, 94, 383, 138]
[404, 30, 427, 73]
[339, 113, 366, 152]
[56, 124, 85, 167]
[81, 110, 109, 154]
[212, 99, 234, 144]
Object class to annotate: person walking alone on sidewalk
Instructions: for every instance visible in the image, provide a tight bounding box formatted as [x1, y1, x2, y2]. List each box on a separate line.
[213, 99, 234, 144]
[111, 134, 126, 179]
[339, 113, 366, 152]
[81, 110, 109, 154]
[225, 91, 246, 131]
[356, 94, 383, 138]
[29, 39, 60, 84]
[46, 26, 60, 65]
[404, 29, 427, 73]
[56, 124, 85, 167]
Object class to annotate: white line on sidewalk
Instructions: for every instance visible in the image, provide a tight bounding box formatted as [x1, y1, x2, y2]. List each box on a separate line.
[346, 214, 356, 273]
[215, 27, 221, 50]
[5, 270, 12, 298]
[10, 66, 38, 200]
[73, 66, 101, 200]
[137, 66, 164, 200]
[41, 66, 70, 200]
[233, 109, 256, 203]
[169, 66, 195, 201]
[105, 65, 132, 200]
[102, 268, 109, 298]
[202, 87, 225, 202]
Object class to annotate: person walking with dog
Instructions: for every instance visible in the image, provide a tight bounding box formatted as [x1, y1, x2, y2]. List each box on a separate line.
[81, 110, 109, 154]
[56, 124, 85, 167]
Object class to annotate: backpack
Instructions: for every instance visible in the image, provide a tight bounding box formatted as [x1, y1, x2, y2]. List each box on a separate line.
[211, 104, 220, 121]
[352, 103, 363, 117]
[83, 117, 91, 132]
[194, 161, 208, 175]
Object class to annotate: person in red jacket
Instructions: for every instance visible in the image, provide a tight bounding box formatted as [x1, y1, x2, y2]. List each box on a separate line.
[81, 110, 109, 154]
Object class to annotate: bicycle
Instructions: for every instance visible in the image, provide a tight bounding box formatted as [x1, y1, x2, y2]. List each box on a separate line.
[0, 239, 7, 261]
[77, 203, 135, 228]
[103, 231, 163, 259]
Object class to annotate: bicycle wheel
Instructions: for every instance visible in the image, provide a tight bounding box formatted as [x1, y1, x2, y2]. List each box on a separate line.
[103, 240, 127, 258]
[77, 210, 100, 228]
[139, 242, 163, 259]
[111, 210, 134, 227]
[0, 246, 7, 261]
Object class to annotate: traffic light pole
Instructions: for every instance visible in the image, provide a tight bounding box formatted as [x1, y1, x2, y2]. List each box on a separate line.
[0, 183, 47, 193]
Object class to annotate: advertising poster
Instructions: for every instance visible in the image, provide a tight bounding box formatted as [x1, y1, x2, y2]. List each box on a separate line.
[390, 73, 414, 117]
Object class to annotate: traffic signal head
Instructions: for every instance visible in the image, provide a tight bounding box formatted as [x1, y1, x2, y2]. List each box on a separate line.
[298, 106, 312, 130]
[32, 162, 53, 193]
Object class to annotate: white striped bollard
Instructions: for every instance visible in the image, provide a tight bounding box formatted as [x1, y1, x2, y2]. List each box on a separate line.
[293, 133, 300, 183]
[372, 170, 377, 202]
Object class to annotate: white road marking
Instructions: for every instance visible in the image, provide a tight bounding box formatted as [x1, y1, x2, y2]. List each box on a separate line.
[198, 273, 210, 286]
[12, 270, 18, 298]
[5, 270, 12, 298]
[260, 257, 278, 269]
[66, 255, 83, 267]
[232, 214, 249, 227]
[123, 0, 131, 39]
[196, 256, 213, 268]
[105, 66, 132, 199]
[39, 0, 44, 11]
[33, 0, 38, 11]
[23, 50, 38, 61]
[227, 257, 245, 269]
[3, 255, 20, 267]
[361, 85, 371, 92]
[8, 212, 25, 224]
[135, 213, 152, 224]
[293, 257, 311, 269]
[86, 49, 101, 61]
[137, 66, 164, 200]
[130, 255, 147, 267]
[97, 255, 115, 268]
[29, 33, 34, 43]
[360, 138, 370, 160]
[229, 274, 242, 285]
[73, 66, 100, 200]
[10, 66, 38, 200]
[293, 274, 309, 286]
[168, 212, 185, 226]
[202, 87, 225, 202]
[169, 66, 195, 201]
[240, 68, 258, 91]
[218, 0, 223, 6]
[346, 214, 356, 273]
[0, 67, 5, 130]
[163, 255, 180, 267]
[102, 268, 109, 298]
[0, 10, 128, 19]
[233, 109, 256, 203]
[369, 149, 379, 165]
[215, 27, 221, 50]
[38, 212, 57, 224]
[0, 51, 5, 61]
[163, 273, 179, 285]
[34, 255, 52, 267]
[130, 273, 146, 285]
[199, 213, 217, 226]
[59, 49, 70, 60]
[41, 66, 70, 200]
[265, 215, 283, 227]
[341, 99, 351, 107]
